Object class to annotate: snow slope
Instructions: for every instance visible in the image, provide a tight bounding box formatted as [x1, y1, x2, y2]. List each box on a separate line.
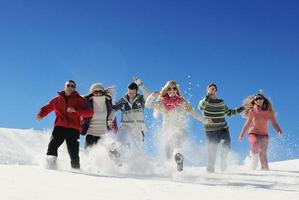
[0, 128, 298, 200]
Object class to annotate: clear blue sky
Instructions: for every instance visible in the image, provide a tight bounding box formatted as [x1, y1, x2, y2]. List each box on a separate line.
[0, 0, 298, 161]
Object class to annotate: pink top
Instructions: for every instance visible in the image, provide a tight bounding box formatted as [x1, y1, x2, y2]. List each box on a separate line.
[240, 105, 282, 138]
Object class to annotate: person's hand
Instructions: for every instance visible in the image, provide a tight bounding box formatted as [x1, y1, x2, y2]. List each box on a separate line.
[67, 107, 76, 113]
[107, 121, 114, 129]
[238, 136, 243, 142]
[133, 76, 143, 86]
[278, 131, 284, 139]
[36, 114, 43, 121]
[151, 92, 160, 98]
[204, 118, 213, 124]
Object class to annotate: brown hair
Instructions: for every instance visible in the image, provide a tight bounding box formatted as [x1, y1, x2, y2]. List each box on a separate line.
[242, 93, 274, 118]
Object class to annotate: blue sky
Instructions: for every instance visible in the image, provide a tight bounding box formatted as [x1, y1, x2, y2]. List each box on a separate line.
[0, 0, 298, 161]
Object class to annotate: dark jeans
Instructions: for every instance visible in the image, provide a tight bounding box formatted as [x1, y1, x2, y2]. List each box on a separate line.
[206, 129, 231, 172]
[47, 126, 80, 169]
[85, 135, 101, 149]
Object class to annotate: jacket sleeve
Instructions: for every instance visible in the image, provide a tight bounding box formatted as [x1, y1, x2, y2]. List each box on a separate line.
[37, 97, 57, 118]
[145, 93, 160, 109]
[270, 111, 283, 134]
[239, 110, 253, 139]
[188, 109, 204, 121]
[225, 105, 245, 116]
[112, 98, 125, 111]
[76, 98, 93, 118]
[139, 83, 151, 100]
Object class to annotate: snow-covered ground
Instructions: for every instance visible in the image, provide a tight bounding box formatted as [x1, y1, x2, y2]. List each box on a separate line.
[0, 128, 298, 200]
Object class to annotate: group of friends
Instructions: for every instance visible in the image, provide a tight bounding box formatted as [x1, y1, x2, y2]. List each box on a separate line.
[36, 77, 284, 173]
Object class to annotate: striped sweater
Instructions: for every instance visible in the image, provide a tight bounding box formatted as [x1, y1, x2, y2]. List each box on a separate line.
[198, 96, 244, 132]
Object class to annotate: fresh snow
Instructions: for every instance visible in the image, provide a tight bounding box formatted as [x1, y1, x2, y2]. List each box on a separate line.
[0, 128, 298, 200]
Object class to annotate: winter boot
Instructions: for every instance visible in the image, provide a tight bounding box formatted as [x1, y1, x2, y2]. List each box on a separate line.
[109, 149, 122, 167]
[174, 153, 184, 172]
[71, 158, 80, 169]
[46, 155, 57, 169]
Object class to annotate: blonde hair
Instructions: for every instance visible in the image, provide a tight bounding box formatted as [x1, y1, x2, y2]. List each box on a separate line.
[242, 93, 274, 118]
[153, 80, 192, 117]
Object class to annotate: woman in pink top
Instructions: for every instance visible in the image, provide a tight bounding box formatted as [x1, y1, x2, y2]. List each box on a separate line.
[239, 92, 284, 170]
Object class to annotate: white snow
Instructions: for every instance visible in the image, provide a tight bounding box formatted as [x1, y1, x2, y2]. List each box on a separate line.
[0, 128, 299, 200]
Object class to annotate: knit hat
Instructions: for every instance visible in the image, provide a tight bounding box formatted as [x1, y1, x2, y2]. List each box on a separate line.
[90, 83, 105, 93]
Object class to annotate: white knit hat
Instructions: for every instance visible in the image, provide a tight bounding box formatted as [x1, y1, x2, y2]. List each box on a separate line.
[90, 83, 105, 93]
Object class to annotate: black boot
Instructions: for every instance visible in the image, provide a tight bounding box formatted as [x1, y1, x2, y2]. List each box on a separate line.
[71, 158, 80, 169]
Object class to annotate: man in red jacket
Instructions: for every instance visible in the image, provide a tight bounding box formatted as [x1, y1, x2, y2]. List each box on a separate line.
[37, 80, 93, 169]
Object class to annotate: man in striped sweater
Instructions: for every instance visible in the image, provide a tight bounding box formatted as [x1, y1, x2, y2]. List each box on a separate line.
[199, 83, 244, 173]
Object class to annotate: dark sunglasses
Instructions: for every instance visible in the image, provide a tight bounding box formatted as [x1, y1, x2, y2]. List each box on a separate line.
[93, 90, 103, 94]
[66, 84, 76, 88]
[254, 97, 263, 101]
[168, 87, 177, 91]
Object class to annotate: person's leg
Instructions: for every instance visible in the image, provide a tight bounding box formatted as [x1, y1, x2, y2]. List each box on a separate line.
[85, 135, 100, 149]
[220, 130, 231, 171]
[65, 128, 80, 169]
[259, 136, 269, 170]
[206, 132, 219, 173]
[173, 130, 186, 172]
[248, 133, 260, 170]
[47, 126, 66, 157]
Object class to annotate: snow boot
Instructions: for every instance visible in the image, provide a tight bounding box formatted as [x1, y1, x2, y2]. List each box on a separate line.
[174, 153, 184, 172]
[46, 155, 57, 169]
[71, 158, 80, 169]
[109, 149, 122, 167]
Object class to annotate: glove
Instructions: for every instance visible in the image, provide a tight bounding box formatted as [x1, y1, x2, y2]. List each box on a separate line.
[133, 76, 143, 86]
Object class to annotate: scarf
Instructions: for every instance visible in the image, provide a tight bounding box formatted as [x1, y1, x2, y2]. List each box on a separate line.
[161, 95, 183, 111]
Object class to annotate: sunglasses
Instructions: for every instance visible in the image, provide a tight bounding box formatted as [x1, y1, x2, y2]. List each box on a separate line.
[93, 90, 103, 94]
[66, 84, 76, 88]
[168, 87, 177, 91]
[254, 97, 263, 101]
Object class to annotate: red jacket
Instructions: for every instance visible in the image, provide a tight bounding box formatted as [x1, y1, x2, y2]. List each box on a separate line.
[38, 91, 93, 131]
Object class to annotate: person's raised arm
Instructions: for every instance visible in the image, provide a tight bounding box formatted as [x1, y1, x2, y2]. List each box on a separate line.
[36, 97, 57, 120]
[239, 110, 253, 142]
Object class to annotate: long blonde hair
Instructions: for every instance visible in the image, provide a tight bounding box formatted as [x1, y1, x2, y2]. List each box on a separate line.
[242, 93, 274, 118]
[153, 80, 192, 117]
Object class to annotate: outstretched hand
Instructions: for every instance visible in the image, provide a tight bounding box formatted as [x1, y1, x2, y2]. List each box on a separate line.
[133, 76, 142, 86]
[238, 136, 243, 142]
[36, 114, 43, 121]
[278, 132, 285, 139]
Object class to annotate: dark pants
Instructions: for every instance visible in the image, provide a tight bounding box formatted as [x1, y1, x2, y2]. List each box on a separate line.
[47, 126, 80, 169]
[206, 129, 231, 172]
[85, 135, 101, 149]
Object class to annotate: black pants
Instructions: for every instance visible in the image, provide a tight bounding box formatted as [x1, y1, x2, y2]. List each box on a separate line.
[85, 135, 101, 149]
[47, 126, 80, 168]
[206, 129, 231, 171]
